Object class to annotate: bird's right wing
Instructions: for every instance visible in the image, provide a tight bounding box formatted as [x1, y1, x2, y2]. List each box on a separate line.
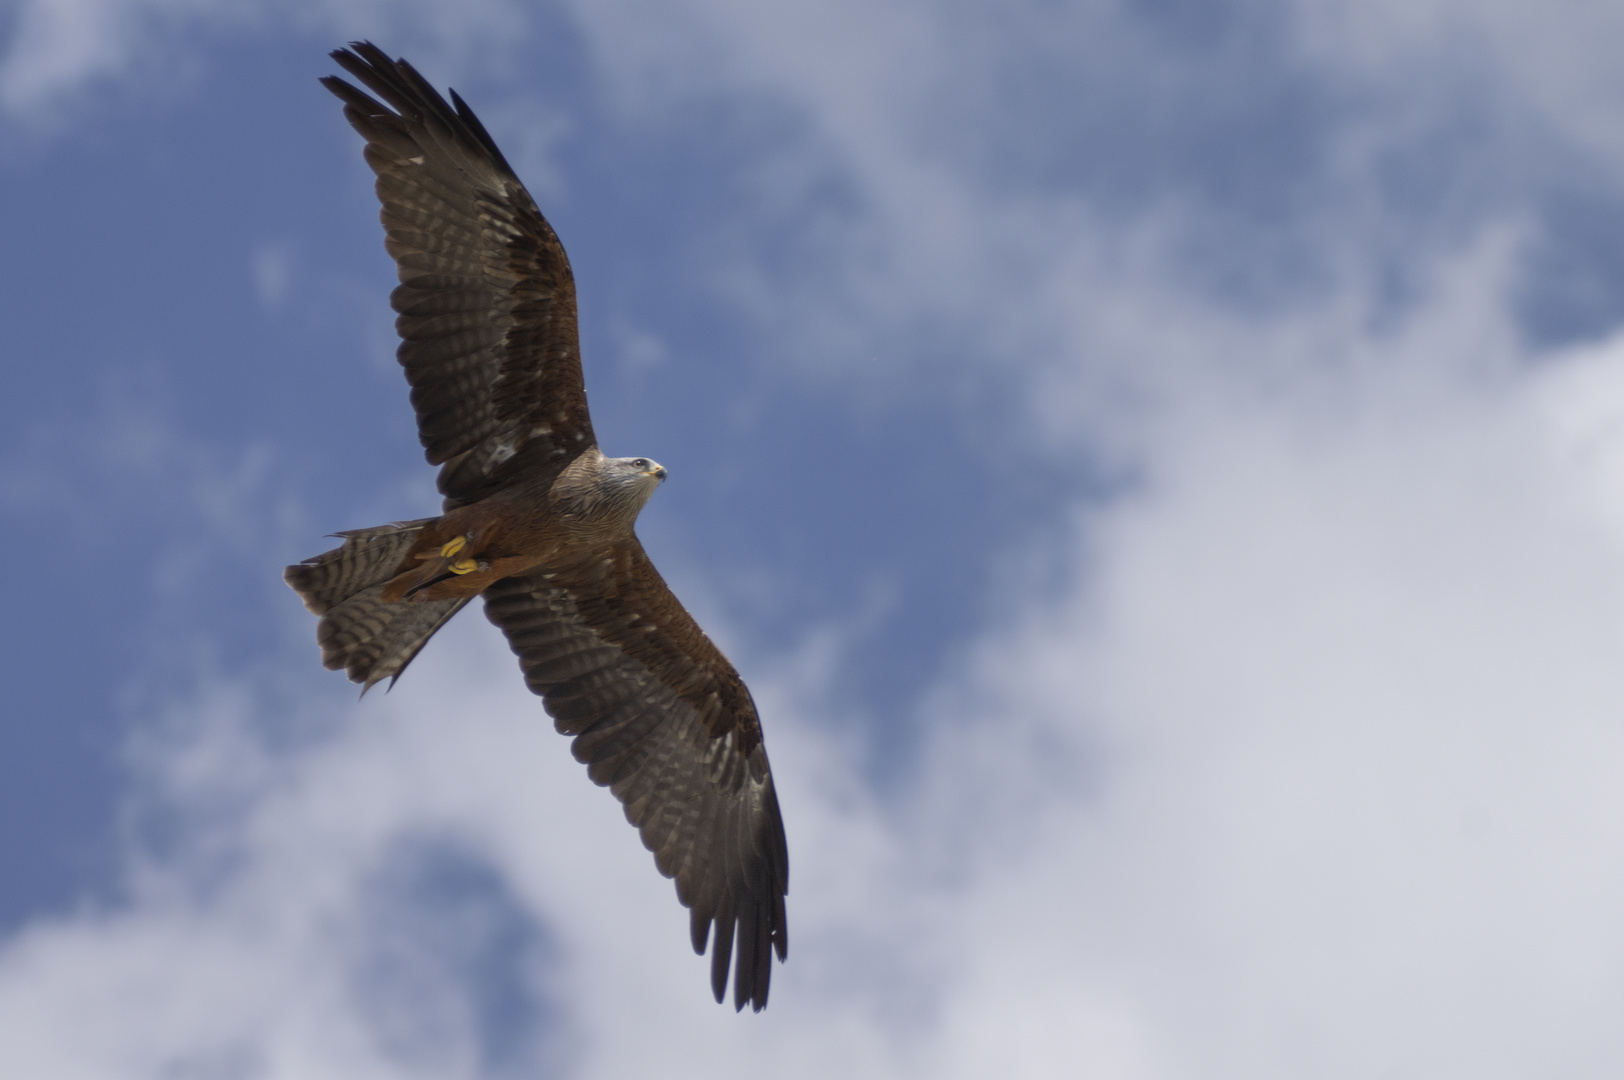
[323, 42, 596, 507]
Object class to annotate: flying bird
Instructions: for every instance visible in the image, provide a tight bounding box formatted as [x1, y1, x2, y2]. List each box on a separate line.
[284, 42, 788, 1011]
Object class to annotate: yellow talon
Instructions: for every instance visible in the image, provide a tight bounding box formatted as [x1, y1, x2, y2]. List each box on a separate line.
[450, 558, 479, 575]
[440, 536, 468, 558]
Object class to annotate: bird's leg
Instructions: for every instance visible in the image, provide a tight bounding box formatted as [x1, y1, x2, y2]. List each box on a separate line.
[384, 532, 488, 601]
[439, 535, 479, 575]
[413, 533, 480, 575]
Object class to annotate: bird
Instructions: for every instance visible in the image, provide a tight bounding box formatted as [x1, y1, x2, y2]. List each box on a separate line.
[284, 42, 788, 1012]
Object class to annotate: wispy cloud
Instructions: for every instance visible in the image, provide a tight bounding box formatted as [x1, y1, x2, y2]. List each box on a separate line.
[251, 243, 292, 310]
[0, 0, 531, 123]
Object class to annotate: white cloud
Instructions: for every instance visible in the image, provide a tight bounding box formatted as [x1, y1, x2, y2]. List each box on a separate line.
[0, 0, 532, 122]
[0, 0, 204, 117]
[937, 335, 1624, 1078]
[1292, 0, 1624, 167]
[252, 244, 292, 309]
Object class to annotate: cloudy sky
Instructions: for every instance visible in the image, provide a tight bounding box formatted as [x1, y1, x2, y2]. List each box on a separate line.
[4, 0, 1624, 1075]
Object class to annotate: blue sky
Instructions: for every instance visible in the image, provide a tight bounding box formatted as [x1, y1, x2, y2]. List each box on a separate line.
[4, 1, 1624, 1076]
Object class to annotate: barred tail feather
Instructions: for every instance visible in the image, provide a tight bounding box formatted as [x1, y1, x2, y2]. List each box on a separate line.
[284, 519, 470, 692]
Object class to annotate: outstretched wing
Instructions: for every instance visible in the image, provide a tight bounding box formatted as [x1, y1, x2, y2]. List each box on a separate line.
[323, 42, 594, 507]
[482, 543, 790, 1012]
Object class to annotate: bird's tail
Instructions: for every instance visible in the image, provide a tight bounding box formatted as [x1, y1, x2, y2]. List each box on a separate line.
[284, 518, 472, 692]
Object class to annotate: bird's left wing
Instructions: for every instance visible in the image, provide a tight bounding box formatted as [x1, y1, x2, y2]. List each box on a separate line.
[482, 543, 789, 1011]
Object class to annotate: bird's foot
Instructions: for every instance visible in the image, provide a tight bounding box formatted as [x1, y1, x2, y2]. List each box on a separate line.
[439, 535, 479, 575]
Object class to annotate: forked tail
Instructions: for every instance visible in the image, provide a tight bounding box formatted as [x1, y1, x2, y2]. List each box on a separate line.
[284, 518, 471, 692]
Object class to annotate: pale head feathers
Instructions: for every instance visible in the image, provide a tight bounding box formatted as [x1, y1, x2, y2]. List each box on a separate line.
[550, 448, 667, 527]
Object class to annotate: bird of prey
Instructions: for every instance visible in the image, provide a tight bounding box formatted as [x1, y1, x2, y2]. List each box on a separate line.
[284, 42, 788, 1011]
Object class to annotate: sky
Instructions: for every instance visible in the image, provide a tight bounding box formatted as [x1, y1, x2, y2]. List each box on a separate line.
[3, 0, 1624, 1076]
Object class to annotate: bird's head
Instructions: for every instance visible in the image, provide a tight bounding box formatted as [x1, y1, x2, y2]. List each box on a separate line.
[602, 455, 668, 515]
[618, 455, 667, 483]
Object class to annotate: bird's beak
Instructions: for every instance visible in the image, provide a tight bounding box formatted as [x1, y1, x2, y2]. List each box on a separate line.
[652, 466, 668, 481]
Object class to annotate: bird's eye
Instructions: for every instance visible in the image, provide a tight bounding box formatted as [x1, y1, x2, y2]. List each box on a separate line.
[632, 458, 648, 469]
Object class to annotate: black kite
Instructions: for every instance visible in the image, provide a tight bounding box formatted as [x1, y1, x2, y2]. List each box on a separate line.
[284, 42, 788, 1012]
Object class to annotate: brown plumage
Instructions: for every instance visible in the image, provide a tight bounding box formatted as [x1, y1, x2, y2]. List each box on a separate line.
[284, 42, 787, 1011]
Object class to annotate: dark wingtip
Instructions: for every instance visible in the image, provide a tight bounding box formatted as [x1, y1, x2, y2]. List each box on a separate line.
[447, 86, 517, 175]
[690, 907, 710, 955]
[324, 41, 385, 91]
[710, 911, 735, 1005]
[710, 957, 727, 1005]
[321, 41, 517, 179]
[331, 39, 387, 69]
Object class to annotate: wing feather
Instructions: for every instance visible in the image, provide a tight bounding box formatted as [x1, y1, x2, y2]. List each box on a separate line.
[482, 546, 789, 1011]
[324, 42, 595, 507]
